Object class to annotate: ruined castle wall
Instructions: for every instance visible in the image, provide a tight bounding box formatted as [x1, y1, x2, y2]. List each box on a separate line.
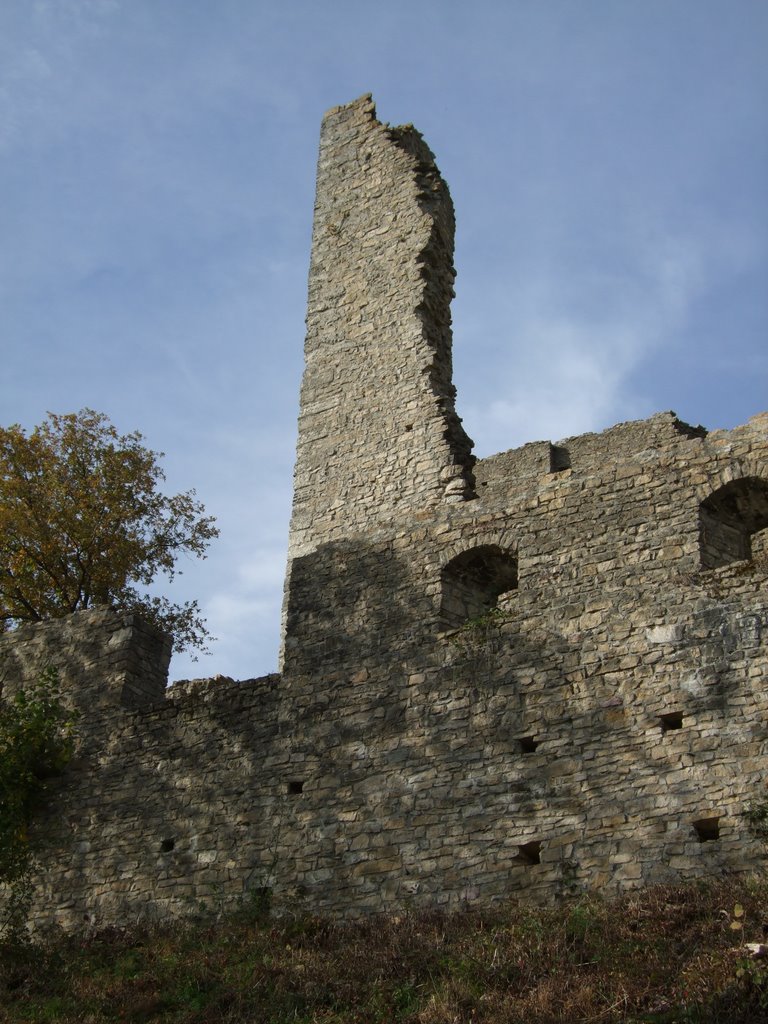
[2, 97, 767, 931]
[10, 407, 765, 929]
[2, 412, 766, 931]
[275, 411, 768, 914]
[0, 610, 288, 930]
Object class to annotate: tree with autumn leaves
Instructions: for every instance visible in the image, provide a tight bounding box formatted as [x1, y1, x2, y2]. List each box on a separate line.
[0, 410, 218, 655]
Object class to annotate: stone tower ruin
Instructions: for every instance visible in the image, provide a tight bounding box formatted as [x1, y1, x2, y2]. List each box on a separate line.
[1, 96, 767, 931]
[282, 94, 476, 674]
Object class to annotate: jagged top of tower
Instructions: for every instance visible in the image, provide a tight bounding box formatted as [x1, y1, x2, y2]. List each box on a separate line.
[286, 95, 475, 561]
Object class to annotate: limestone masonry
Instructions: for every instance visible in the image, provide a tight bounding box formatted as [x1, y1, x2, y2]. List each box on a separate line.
[2, 95, 767, 930]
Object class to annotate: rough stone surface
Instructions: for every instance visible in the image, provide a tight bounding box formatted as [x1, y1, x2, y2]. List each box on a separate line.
[2, 96, 767, 931]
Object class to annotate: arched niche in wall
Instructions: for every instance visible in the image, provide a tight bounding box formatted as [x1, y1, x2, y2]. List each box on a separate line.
[699, 476, 768, 569]
[439, 544, 518, 629]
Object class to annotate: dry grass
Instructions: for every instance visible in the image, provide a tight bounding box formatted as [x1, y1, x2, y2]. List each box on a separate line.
[2, 878, 768, 1023]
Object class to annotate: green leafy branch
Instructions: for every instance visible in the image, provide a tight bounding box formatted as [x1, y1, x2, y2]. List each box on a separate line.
[0, 667, 77, 939]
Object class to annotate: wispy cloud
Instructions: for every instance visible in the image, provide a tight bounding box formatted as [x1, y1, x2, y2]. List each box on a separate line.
[171, 546, 288, 682]
[461, 217, 757, 453]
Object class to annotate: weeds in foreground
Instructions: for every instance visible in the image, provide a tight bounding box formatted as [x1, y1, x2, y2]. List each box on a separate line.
[1, 878, 767, 1023]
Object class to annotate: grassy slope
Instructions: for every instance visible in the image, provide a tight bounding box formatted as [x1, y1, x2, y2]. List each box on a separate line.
[2, 879, 768, 1024]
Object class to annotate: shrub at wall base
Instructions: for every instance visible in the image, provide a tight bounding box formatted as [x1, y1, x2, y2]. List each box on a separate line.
[0, 668, 76, 940]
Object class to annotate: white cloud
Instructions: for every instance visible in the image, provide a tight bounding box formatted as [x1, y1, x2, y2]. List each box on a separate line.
[170, 547, 287, 683]
[465, 319, 645, 452]
[460, 210, 762, 455]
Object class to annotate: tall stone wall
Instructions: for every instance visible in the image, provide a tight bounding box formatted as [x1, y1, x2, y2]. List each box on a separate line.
[1, 96, 767, 931]
[283, 94, 475, 672]
[285, 96, 474, 564]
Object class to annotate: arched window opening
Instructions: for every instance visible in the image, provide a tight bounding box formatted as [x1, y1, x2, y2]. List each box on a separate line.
[440, 545, 518, 629]
[699, 477, 768, 569]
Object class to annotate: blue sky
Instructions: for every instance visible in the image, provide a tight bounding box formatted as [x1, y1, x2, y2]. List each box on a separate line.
[2, 0, 766, 681]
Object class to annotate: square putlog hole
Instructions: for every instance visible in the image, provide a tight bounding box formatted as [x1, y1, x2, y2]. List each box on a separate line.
[693, 817, 720, 842]
[518, 736, 539, 754]
[514, 841, 542, 865]
[659, 711, 683, 732]
[287, 780, 305, 795]
[550, 445, 571, 472]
